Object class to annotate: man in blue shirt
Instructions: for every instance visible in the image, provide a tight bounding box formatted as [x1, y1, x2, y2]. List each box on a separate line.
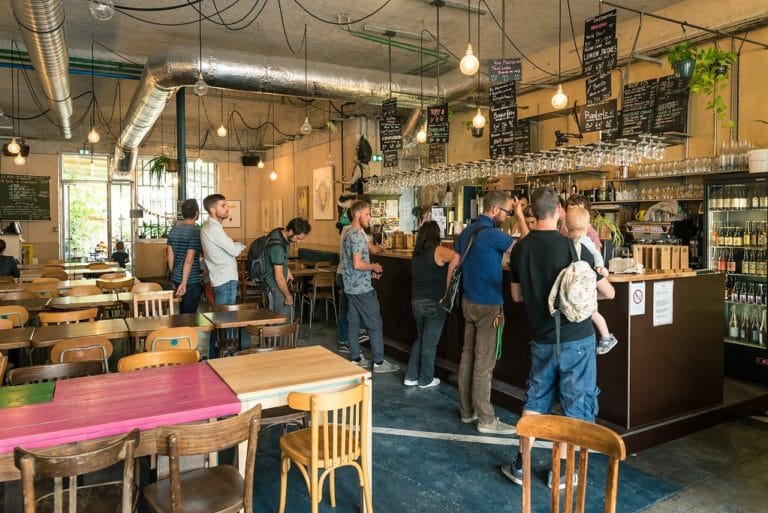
[167, 199, 202, 314]
[447, 190, 516, 434]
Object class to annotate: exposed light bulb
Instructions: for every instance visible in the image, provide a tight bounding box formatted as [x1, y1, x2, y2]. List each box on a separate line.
[193, 73, 209, 96]
[300, 116, 312, 135]
[257, 160, 265, 169]
[269, 170, 278, 181]
[89, 0, 114, 21]
[87, 127, 100, 143]
[195, 157, 204, 167]
[7, 137, 20, 155]
[416, 125, 428, 144]
[14, 153, 26, 166]
[216, 124, 227, 137]
[472, 107, 486, 129]
[459, 43, 480, 76]
[551, 84, 569, 110]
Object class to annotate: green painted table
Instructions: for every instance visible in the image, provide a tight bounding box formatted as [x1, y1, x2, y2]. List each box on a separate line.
[0, 382, 55, 409]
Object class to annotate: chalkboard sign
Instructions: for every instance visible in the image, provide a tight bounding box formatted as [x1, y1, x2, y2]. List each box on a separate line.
[427, 103, 449, 144]
[489, 82, 519, 158]
[586, 73, 612, 105]
[0, 173, 51, 221]
[583, 10, 617, 75]
[652, 75, 690, 134]
[601, 111, 621, 142]
[491, 119, 530, 158]
[379, 98, 402, 151]
[429, 144, 446, 164]
[620, 78, 658, 137]
[382, 150, 399, 168]
[489, 58, 522, 83]
[381, 98, 397, 122]
[583, 99, 618, 132]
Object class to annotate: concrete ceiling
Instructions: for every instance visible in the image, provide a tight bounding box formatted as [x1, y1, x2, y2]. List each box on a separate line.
[0, 0, 687, 155]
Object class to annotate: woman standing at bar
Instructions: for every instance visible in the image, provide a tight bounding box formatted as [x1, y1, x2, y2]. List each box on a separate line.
[405, 221, 457, 388]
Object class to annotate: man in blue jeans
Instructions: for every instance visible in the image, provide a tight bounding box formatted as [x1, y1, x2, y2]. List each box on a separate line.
[504, 186, 615, 489]
[167, 199, 202, 315]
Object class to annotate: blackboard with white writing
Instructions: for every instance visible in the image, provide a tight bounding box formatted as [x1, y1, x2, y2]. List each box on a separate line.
[583, 10, 617, 75]
[489, 82, 518, 158]
[0, 173, 51, 221]
[383, 150, 399, 168]
[652, 75, 690, 134]
[583, 99, 618, 133]
[427, 103, 449, 144]
[586, 73, 612, 105]
[620, 79, 658, 137]
[489, 58, 522, 83]
[429, 144, 446, 164]
[379, 98, 402, 151]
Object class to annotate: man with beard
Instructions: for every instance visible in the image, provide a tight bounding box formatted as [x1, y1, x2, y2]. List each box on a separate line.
[447, 190, 517, 434]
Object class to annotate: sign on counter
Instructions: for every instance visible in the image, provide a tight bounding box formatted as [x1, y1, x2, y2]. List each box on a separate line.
[653, 280, 674, 326]
[629, 281, 646, 316]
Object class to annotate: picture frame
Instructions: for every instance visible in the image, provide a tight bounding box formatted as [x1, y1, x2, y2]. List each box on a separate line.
[312, 166, 334, 220]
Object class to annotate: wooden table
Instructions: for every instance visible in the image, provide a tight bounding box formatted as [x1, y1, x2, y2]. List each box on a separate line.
[0, 362, 241, 482]
[202, 308, 287, 329]
[291, 267, 335, 279]
[125, 313, 213, 338]
[19, 261, 118, 271]
[0, 298, 50, 312]
[20, 266, 125, 281]
[32, 319, 128, 348]
[0, 283, 24, 294]
[48, 293, 119, 310]
[0, 327, 34, 351]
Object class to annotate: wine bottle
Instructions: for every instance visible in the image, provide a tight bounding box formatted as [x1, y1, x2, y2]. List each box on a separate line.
[751, 309, 761, 344]
[727, 248, 737, 273]
[728, 307, 740, 338]
[744, 221, 751, 247]
[739, 278, 749, 303]
[740, 309, 749, 341]
[759, 310, 766, 346]
[731, 281, 740, 303]
[751, 185, 760, 209]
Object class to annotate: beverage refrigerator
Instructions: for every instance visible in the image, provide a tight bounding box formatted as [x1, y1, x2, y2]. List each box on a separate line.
[704, 174, 768, 384]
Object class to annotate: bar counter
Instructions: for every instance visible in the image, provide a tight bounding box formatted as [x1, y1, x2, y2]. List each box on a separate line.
[372, 249, 727, 450]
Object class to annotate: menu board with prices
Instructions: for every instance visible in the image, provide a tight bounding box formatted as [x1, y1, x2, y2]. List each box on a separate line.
[491, 119, 530, 158]
[0, 173, 51, 220]
[379, 98, 402, 151]
[652, 75, 690, 134]
[429, 144, 446, 164]
[601, 111, 622, 142]
[620, 78, 658, 137]
[586, 73, 612, 105]
[582, 10, 617, 76]
[489, 82, 518, 158]
[488, 58, 522, 83]
[583, 99, 618, 133]
[427, 103, 449, 144]
[382, 150, 399, 168]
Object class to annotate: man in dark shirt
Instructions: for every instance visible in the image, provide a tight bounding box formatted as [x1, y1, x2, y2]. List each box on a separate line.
[167, 199, 203, 314]
[263, 217, 311, 322]
[502, 186, 615, 488]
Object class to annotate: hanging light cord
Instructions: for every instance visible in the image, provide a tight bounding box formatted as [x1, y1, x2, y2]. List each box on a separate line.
[557, 0, 562, 82]
[198, 4, 203, 76]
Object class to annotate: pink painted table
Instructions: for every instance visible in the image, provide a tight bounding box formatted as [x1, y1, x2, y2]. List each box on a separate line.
[0, 362, 241, 482]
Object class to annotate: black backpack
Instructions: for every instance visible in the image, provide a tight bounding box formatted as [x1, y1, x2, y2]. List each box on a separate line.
[247, 230, 287, 282]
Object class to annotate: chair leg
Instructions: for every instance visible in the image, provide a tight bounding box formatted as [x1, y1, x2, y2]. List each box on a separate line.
[278, 457, 290, 513]
[311, 467, 320, 513]
[329, 469, 336, 507]
[361, 465, 374, 513]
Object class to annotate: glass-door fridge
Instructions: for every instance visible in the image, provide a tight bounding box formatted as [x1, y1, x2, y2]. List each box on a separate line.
[704, 174, 768, 384]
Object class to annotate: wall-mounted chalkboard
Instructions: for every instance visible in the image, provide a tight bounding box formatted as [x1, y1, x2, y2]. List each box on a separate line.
[380, 98, 402, 151]
[586, 73, 612, 105]
[583, 99, 618, 132]
[427, 103, 449, 144]
[0, 173, 51, 221]
[429, 144, 446, 164]
[583, 10, 617, 76]
[489, 58, 522, 83]
[652, 75, 690, 134]
[489, 82, 519, 158]
[620, 78, 658, 137]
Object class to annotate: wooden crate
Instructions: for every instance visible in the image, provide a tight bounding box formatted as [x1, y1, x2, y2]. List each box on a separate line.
[631, 244, 691, 272]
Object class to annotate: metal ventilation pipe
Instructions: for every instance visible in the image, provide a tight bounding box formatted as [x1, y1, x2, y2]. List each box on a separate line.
[11, 0, 73, 139]
[113, 46, 479, 172]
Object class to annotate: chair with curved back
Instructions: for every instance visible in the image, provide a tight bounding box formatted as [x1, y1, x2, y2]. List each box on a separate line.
[88, 262, 110, 270]
[0, 319, 12, 330]
[66, 285, 104, 297]
[0, 352, 7, 385]
[145, 327, 197, 352]
[278, 382, 372, 513]
[117, 349, 200, 373]
[0, 305, 30, 327]
[39, 307, 98, 326]
[299, 272, 337, 328]
[0, 290, 39, 301]
[97, 277, 135, 293]
[245, 321, 300, 351]
[46, 259, 65, 265]
[131, 282, 162, 293]
[31, 277, 59, 284]
[25, 281, 60, 299]
[6, 361, 105, 385]
[132, 290, 175, 317]
[100, 272, 127, 280]
[212, 303, 258, 356]
[516, 414, 627, 513]
[50, 336, 114, 373]
[312, 261, 332, 269]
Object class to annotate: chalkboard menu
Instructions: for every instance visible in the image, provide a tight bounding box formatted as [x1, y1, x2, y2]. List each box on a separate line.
[427, 103, 449, 144]
[583, 99, 618, 132]
[489, 58, 522, 83]
[0, 173, 51, 221]
[379, 98, 402, 151]
[583, 10, 617, 76]
[489, 82, 518, 158]
[652, 75, 690, 134]
[601, 111, 621, 142]
[586, 72, 612, 105]
[429, 144, 446, 165]
[620, 78, 658, 137]
[382, 150, 399, 168]
[491, 119, 530, 158]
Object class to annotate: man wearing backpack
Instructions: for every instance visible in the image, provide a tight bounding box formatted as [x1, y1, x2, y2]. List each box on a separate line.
[502, 186, 615, 489]
[262, 218, 311, 322]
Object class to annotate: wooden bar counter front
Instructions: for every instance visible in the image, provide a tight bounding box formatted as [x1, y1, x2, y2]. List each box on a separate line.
[372, 250, 728, 451]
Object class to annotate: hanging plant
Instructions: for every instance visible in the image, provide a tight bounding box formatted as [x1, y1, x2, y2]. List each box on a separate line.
[143, 155, 173, 184]
[667, 41, 696, 78]
[689, 46, 737, 125]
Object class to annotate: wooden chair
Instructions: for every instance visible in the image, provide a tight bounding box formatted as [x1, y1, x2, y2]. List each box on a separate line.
[40, 265, 65, 273]
[245, 321, 300, 351]
[299, 272, 337, 328]
[0, 276, 17, 284]
[313, 261, 332, 268]
[14, 429, 139, 513]
[278, 382, 372, 513]
[516, 415, 627, 513]
[132, 291, 175, 317]
[26, 281, 60, 299]
[0, 290, 38, 301]
[142, 405, 262, 513]
[117, 349, 199, 373]
[131, 282, 162, 293]
[0, 352, 7, 385]
[100, 272, 127, 279]
[6, 361, 105, 385]
[67, 285, 104, 297]
[97, 277, 134, 293]
[0, 305, 30, 327]
[39, 307, 98, 326]
[31, 277, 60, 284]
[50, 336, 113, 373]
[145, 327, 197, 352]
[46, 259, 66, 265]
[212, 303, 258, 356]
[88, 262, 110, 270]
[0, 319, 12, 330]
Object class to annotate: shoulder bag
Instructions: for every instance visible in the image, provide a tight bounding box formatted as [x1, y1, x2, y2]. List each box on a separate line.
[439, 226, 489, 312]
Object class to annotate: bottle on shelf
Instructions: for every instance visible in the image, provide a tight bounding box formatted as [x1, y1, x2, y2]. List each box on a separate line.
[598, 177, 607, 202]
[740, 308, 749, 341]
[723, 186, 732, 210]
[714, 187, 723, 210]
[734, 227, 743, 248]
[718, 248, 727, 272]
[744, 221, 751, 247]
[731, 281, 740, 303]
[760, 310, 767, 346]
[728, 307, 740, 338]
[750, 309, 761, 344]
[739, 279, 749, 304]
[760, 186, 768, 209]
[750, 185, 760, 209]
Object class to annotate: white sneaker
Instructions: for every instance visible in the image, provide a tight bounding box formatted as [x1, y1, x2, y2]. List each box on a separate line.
[354, 355, 370, 368]
[373, 360, 400, 373]
[477, 418, 516, 435]
[418, 378, 440, 388]
[403, 379, 418, 386]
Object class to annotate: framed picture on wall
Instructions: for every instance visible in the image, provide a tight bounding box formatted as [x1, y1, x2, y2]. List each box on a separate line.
[296, 185, 309, 219]
[221, 200, 241, 228]
[312, 166, 334, 220]
[260, 200, 270, 232]
[273, 198, 283, 228]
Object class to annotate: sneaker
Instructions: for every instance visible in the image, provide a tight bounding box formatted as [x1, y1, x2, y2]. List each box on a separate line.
[418, 378, 440, 388]
[500, 454, 523, 485]
[354, 355, 370, 368]
[358, 330, 370, 344]
[477, 418, 516, 435]
[597, 334, 618, 355]
[372, 360, 400, 373]
[461, 413, 478, 424]
[337, 343, 351, 354]
[547, 467, 578, 490]
[403, 379, 418, 386]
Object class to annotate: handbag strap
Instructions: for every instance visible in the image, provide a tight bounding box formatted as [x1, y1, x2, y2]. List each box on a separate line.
[456, 226, 490, 271]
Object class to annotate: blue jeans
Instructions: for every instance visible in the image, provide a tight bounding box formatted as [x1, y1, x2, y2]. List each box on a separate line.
[524, 335, 599, 422]
[268, 285, 295, 323]
[336, 274, 348, 343]
[346, 290, 385, 364]
[210, 280, 250, 357]
[173, 281, 201, 314]
[406, 298, 447, 386]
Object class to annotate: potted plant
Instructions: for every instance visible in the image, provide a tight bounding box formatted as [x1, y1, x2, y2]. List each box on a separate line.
[593, 213, 624, 248]
[143, 155, 177, 184]
[667, 41, 696, 78]
[689, 46, 737, 123]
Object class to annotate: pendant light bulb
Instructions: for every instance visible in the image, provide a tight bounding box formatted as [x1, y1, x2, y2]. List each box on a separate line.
[7, 137, 20, 155]
[216, 124, 227, 137]
[472, 107, 486, 129]
[193, 72, 209, 96]
[300, 116, 312, 135]
[269, 170, 278, 181]
[551, 84, 569, 110]
[459, 43, 480, 76]
[87, 127, 101, 143]
[257, 160, 265, 169]
[89, 0, 114, 21]
[14, 153, 26, 166]
[195, 157, 204, 167]
[416, 124, 428, 144]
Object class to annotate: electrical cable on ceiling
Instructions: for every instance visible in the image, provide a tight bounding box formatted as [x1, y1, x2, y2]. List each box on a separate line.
[116, 0, 263, 28]
[277, 0, 306, 54]
[291, 0, 393, 26]
[115, 0, 203, 11]
[565, 0, 583, 65]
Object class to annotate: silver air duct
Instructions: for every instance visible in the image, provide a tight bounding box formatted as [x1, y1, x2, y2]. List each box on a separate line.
[114, 46, 479, 172]
[11, 0, 73, 139]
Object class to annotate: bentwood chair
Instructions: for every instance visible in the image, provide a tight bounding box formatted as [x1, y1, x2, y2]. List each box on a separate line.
[117, 349, 199, 373]
[66, 285, 104, 297]
[516, 415, 627, 513]
[0, 290, 38, 301]
[132, 291, 175, 317]
[0, 352, 7, 385]
[14, 429, 140, 513]
[88, 262, 110, 270]
[299, 272, 337, 328]
[244, 321, 300, 351]
[145, 327, 197, 352]
[100, 272, 127, 280]
[131, 282, 162, 293]
[0, 319, 12, 330]
[6, 361, 105, 385]
[26, 281, 60, 299]
[143, 405, 262, 513]
[40, 269, 68, 281]
[212, 303, 259, 356]
[39, 307, 98, 326]
[278, 382, 373, 513]
[97, 277, 134, 293]
[0, 305, 30, 327]
[50, 336, 114, 373]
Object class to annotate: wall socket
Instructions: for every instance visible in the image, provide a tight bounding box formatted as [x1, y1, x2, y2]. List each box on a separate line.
[52, 226, 58, 232]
